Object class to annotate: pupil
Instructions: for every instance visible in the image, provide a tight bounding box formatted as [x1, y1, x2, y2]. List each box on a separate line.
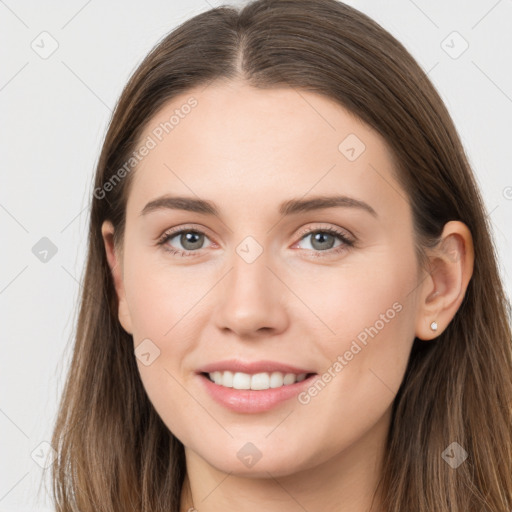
[313, 232, 334, 250]
[182, 231, 203, 250]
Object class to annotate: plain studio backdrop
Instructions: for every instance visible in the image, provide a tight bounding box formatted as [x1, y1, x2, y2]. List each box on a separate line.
[1, 0, 511, 510]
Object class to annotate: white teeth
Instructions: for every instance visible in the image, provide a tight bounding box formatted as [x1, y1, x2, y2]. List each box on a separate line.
[269, 371, 284, 388]
[222, 370, 234, 387]
[232, 372, 251, 389]
[283, 373, 296, 385]
[250, 372, 270, 390]
[207, 371, 310, 390]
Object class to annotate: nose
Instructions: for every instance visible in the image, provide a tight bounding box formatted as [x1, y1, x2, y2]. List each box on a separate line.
[212, 247, 289, 338]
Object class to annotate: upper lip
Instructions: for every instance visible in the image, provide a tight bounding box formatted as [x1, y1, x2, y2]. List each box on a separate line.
[196, 359, 316, 375]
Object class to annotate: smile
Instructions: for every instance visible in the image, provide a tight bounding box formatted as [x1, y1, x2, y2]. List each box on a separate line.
[205, 371, 312, 390]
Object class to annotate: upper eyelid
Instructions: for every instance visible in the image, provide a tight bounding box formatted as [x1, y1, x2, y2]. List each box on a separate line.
[295, 224, 353, 240]
[159, 224, 215, 243]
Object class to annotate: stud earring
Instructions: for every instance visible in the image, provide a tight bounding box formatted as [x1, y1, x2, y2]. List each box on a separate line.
[430, 320, 438, 331]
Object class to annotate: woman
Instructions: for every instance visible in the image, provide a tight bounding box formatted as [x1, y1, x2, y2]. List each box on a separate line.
[49, 0, 512, 510]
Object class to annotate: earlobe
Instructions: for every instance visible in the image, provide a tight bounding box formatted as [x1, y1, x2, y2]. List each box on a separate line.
[101, 220, 133, 335]
[415, 221, 474, 341]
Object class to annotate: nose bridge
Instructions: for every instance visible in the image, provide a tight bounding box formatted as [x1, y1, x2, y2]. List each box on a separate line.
[229, 236, 276, 307]
[231, 239, 271, 297]
[213, 234, 288, 335]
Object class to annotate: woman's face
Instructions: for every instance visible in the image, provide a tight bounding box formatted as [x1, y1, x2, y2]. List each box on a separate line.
[103, 80, 427, 477]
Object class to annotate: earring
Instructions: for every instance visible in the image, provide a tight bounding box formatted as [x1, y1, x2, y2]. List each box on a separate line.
[430, 321, 438, 331]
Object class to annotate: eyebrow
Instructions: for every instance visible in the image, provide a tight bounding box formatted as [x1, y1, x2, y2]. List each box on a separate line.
[140, 194, 378, 218]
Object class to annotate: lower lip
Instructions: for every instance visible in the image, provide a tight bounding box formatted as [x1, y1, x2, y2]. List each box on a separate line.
[197, 373, 317, 413]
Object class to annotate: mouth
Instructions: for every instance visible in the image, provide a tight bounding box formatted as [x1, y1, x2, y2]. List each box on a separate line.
[195, 359, 318, 412]
[197, 370, 318, 413]
[200, 370, 317, 390]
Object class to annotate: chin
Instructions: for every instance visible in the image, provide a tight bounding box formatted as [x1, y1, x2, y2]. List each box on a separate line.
[195, 442, 315, 478]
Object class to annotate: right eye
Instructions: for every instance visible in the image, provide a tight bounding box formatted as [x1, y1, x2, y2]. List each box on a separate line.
[157, 228, 214, 257]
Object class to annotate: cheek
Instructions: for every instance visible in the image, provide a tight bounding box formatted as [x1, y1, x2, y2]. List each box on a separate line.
[122, 251, 210, 430]
[123, 248, 207, 339]
[305, 255, 414, 344]
[289, 267, 415, 459]
[123, 260, 202, 441]
[309, 248, 418, 394]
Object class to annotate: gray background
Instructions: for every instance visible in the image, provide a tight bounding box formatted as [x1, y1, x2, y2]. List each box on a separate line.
[1, 0, 511, 510]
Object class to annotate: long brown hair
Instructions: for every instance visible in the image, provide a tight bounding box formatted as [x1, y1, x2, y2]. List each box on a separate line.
[49, 1, 512, 510]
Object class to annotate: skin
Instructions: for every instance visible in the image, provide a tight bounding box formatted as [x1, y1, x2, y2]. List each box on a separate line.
[102, 80, 474, 512]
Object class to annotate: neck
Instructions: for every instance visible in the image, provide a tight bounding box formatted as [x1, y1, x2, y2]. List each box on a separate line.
[180, 407, 390, 512]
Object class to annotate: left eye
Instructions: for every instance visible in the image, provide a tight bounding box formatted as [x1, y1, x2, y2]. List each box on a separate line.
[295, 230, 348, 252]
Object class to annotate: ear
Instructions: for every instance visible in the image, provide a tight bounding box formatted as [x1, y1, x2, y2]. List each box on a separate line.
[101, 220, 133, 335]
[415, 220, 474, 340]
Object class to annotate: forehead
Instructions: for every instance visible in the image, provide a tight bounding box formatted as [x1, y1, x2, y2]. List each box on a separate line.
[126, 81, 409, 225]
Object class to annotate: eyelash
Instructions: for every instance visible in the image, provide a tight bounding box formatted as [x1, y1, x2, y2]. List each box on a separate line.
[156, 225, 355, 259]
